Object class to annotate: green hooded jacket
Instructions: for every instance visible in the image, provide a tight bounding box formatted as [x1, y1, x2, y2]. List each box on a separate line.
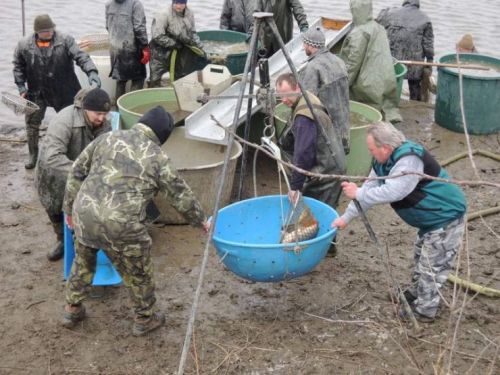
[340, 0, 401, 122]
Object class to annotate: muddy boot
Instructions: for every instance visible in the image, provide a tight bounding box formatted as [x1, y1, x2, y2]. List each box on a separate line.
[47, 241, 64, 261]
[62, 304, 86, 328]
[47, 223, 64, 261]
[24, 128, 39, 169]
[132, 311, 165, 337]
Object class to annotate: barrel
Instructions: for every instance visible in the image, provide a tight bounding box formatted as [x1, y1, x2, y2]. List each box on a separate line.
[75, 34, 117, 103]
[154, 127, 242, 224]
[197, 30, 249, 75]
[117, 88, 189, 129]
[274, 100, 382, 176]
[435, 53, 500, 135]
[394, 62, 408, 105]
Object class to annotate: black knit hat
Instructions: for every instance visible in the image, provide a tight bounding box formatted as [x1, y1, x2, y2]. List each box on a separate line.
[138, 106, 174, 144]
[82, 88, 111, 112]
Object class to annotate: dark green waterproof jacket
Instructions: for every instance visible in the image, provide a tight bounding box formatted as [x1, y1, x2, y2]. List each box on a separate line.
[340, 0, 401, 123]
[13, 31, 97, 110]
[252, 0, 308, 56]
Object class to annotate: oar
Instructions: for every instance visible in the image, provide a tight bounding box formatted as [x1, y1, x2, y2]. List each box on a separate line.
[398, 60, 491, 71]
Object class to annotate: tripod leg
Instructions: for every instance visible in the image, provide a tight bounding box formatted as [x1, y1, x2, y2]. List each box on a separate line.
[236, 24, 261, 200]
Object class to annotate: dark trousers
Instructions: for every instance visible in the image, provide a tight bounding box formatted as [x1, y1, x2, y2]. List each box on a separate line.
[115, 79, 145, 101]
[408, 79, 422, 101]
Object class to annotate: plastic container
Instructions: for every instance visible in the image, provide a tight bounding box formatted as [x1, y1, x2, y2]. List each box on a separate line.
[274, 100, 382, 176]
[117, 88, 189, 129]
[198, 30, 249, 75]
[212, 195, 338, 282]
[173, 64, 232, 112]
[63, 218, 122, 286]
[75, 34, 117, 103]
[394, 62, 408, 105]
[435, 53, 500, 135]
[153, 126, 242, 224]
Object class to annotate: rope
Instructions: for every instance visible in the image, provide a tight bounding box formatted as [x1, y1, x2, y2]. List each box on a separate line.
[176, 22, 262, 373]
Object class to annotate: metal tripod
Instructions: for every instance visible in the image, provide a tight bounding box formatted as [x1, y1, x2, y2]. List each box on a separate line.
[234, 12, 339, 200]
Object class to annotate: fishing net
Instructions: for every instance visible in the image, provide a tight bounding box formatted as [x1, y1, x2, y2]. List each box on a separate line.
[78, 33, 110, 53]
[1, 91, 40, 116]
[280, 196, 319, 244]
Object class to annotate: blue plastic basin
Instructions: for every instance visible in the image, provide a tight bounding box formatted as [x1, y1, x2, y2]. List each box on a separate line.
[212, 195, 338, 282]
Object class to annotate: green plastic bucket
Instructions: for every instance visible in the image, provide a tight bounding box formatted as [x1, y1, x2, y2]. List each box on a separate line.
[197, 30, 248, 75]
[117, 88, 189, 129]
[274, 100, 382, 176]
[435, 53, 500, 135]
[394, 62, 407, 105]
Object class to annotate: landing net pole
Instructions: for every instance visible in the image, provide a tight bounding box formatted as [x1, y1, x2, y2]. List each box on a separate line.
[21, 0, 26, 36]
[176, 18, 264, 375]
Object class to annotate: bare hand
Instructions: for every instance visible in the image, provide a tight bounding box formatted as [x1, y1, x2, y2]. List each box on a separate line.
[78, 40, 91, 49]
[331, 218, 347, 230]
[288, 190, 301, 205]
[341, 181, 358, 200]
[66, 214, 74, 230]
[202, 220, 210, 234]
[20, 92, 27, 99]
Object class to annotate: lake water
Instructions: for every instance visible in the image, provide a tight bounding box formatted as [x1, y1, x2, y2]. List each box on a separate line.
[1, 0, 499, 127]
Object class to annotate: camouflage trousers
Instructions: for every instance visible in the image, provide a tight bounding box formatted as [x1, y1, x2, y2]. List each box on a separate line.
[408, 215, 465, 318]
[66, 239, 156, 319]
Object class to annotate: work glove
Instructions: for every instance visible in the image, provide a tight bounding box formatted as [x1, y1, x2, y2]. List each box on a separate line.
[299, 24, 309, 33]
[140, 46, 151, 64]
[423, 66, 432, 77]
[189, 45, 207, 59]
[88, 71, 101, 88]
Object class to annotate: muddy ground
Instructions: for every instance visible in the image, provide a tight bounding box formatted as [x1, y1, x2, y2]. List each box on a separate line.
[0, 100, 499, 375]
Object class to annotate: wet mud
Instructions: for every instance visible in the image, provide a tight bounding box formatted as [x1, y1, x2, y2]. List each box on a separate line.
[0, 101, 499, 374]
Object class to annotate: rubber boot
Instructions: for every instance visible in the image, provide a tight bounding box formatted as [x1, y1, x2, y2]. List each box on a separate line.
[47, 223, 64, 261]
[24, 128, 39, 169]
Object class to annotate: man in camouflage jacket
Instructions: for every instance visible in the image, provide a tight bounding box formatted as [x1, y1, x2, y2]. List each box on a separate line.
[149, 0, 205, 85]
[35, 88, 112, 261]
[61, 106, 208, 336]
[13, 14, 100, 169]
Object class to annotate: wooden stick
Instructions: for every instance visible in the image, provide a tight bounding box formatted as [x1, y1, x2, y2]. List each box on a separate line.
[0, 137, 26, 143]
[467, 207, 500, 221]
[398, 60, 490, 71]
[447, 274, 500, 298]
